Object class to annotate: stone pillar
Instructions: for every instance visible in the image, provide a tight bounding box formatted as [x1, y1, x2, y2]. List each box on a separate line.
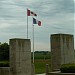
[46, 64, 49, 75]
[50, 34, 74, 71]
[9, 38, 31, 75]
[31, 63, 35, 75]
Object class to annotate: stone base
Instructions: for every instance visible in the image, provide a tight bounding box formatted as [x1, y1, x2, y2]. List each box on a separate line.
[0, 67, 11, 75]
[48, 71, 75, 75]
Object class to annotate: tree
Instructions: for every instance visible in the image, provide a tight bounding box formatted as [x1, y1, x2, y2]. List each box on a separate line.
[0, 43, 9, 61]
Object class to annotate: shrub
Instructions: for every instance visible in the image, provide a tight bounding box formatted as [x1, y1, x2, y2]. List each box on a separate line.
[0, 61, 9, 67]
[60, 64, 75, 73]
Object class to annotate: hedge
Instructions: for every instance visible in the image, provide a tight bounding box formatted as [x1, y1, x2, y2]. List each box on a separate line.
[60, 64, 75, 73]
[0, 61, 9, 67]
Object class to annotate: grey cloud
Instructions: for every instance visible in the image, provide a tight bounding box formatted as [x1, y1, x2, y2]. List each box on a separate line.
[35, 0, 74, 16]
[0, 0, 74, 50]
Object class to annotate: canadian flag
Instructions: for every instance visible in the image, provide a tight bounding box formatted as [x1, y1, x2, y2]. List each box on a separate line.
[27, 9, 37, 16]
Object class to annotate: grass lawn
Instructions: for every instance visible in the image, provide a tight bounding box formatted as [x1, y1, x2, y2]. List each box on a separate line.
[32, 52, 51, 74]
[34, 59, 51, 74]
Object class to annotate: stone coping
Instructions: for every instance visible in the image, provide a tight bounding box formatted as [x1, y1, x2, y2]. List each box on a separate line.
[10, 38, 30, 40]
[0, 67, 10, 69]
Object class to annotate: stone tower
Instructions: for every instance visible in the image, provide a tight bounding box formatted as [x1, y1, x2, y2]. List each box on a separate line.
[9, 38, 31, 75]
[50, 34, 75, 71]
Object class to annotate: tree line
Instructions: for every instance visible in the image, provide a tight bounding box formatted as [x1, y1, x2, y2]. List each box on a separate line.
[0, 43, 9, 61]
[0, 43, 51, 61]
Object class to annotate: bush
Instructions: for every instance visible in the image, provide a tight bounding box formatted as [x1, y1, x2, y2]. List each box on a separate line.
[0, 61, 9, 67]
[60, 64, 75, 73]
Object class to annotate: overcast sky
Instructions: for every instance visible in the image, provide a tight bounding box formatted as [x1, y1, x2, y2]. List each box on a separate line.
[0, 0, 74, 51]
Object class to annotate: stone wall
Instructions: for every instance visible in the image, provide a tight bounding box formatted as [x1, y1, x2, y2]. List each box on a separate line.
[0, 67, 11, 75]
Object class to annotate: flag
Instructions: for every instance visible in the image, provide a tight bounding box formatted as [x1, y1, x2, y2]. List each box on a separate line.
[31, 11, 37, 16]
[33, 18, 37, 24]
[33, 18, 41, 26]
[27, 9, 37, 16]
[38, 21, 41, 26]
[27, 9, 30, 16]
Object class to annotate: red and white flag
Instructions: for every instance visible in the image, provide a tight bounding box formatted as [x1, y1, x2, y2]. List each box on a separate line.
[27, 9, 37, 16]
[38, 21, 41, 26]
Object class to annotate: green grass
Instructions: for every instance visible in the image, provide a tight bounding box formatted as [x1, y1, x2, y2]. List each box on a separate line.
[35, 60, 46, 74]
[34, 59, 51, 74]
[31, 52, 51, 74]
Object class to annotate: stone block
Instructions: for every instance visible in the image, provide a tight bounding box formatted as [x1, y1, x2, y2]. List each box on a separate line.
[9, 38, 31, 75]
[50, 34, 74, 71]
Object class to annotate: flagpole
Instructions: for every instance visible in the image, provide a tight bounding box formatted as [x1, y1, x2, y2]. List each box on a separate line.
[27, 8, 28, 39]
[33, 22, 34, 63]
[32, 17, 35, 63]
